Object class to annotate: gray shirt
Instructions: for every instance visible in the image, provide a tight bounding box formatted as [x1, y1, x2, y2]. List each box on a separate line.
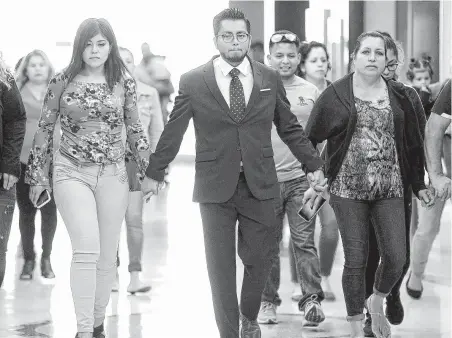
[271, 76, 320, 182]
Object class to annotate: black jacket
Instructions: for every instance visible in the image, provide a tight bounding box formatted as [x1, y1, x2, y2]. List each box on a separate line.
[0, 72, 27, 179]
[305, 72, 427, 198]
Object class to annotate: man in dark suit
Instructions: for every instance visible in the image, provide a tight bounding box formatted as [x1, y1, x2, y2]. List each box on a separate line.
[141, 8, 326, 338]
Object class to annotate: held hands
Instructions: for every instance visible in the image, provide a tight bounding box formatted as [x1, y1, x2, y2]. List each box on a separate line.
[429, 174, 451, 201]
[1, 173, 18, 190]
[307, 170, 328, 193]
[140, 176, 165, 203]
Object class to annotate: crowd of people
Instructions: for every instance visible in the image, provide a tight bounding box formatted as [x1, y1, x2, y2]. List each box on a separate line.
[0, 7, 450, 338]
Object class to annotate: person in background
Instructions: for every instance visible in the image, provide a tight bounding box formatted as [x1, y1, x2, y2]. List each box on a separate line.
[249, 41, 265, 64]
[297, 40, 338, 302]
[140, 8, 327, 338]
[0, 52, 27, 288]
[298, 41, 332, 91]
[304, 31, 433, 338]
[406, 55, 435, 119]
[257, 30, 325, 328]
[111, 46, 164, 294]
[14, 55, 25, 260]
[26, 18, 150, 338]
[15, 50, 59, 280]
[134, 44, 174, 125]
[408, 79, 451, 299]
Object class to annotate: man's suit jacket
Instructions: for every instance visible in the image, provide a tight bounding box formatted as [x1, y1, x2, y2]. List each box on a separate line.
[145, 56, 324, 203]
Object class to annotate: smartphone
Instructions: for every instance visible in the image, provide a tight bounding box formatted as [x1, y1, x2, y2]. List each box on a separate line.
[36, 190, 51, 209]
[298, 195, 326, 222]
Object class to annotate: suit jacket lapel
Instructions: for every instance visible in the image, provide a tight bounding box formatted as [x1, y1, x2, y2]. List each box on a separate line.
[243, 59, 263, 118]
[203, 57, 230, 116]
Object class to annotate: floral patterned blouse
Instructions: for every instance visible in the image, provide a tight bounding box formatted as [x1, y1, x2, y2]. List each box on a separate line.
[330, 89, 404, 200]
[25, 72, 150, 187]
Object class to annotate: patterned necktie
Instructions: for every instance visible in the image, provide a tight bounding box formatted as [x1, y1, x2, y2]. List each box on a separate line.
[229, 68, 246, 122]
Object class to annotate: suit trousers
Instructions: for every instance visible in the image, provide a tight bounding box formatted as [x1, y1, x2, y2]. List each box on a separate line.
[199, 172, 279, 338]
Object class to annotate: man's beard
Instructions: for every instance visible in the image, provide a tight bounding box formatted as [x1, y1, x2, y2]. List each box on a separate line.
[220, 51, 246, 64]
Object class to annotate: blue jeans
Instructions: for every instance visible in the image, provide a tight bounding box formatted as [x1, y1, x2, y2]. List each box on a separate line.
[329, 195, 406, 321]
[261, 176, 324, 308]
[0, 186, 16, 288]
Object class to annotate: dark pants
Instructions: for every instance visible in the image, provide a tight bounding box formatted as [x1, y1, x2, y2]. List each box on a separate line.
[262, 176, 324, 308]
[0, 186, 16, 287]
[329, 195, 406, 321]
[365, 195, 412, 299]
[16, 163, 57, 261]
[199, 173, 279, 338]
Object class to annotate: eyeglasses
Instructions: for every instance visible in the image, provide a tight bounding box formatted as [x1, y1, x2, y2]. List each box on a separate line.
[386, 62, 399, 71]
[270, 33, 298, 43]
[217, 32, 250, 43]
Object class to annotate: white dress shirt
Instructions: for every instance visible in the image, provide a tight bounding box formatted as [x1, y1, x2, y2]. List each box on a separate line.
[213, 56, 253, 170]
[213, 56, 254, 107]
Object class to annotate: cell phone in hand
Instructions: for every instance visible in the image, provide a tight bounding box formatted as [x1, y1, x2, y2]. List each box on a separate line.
[36, 190, 51, 209]
[298, 195, 326, 222]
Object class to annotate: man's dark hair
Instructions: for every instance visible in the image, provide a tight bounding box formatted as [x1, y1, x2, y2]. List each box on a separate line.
[268, 29, 301, 51]
[213, 8, 251, 36]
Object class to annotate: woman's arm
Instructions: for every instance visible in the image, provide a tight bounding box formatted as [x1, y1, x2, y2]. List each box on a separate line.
[25, 73, 65, 188]
[305, 87, 339, 148]
[405, 86, 428, 196]
[123, 77, 151, 179]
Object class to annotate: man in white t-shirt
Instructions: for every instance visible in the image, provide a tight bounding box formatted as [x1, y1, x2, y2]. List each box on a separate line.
[258, 30, 326, 327]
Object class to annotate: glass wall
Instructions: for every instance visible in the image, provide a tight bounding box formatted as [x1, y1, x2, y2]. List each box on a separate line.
[306, 0, 349, 81]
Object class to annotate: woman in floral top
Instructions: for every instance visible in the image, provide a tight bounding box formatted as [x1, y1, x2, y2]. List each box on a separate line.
[25, 18, 150, 338]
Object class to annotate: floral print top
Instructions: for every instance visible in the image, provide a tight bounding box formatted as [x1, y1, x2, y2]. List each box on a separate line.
[25, 72, 150, 187]
[330, 89, 404, 200]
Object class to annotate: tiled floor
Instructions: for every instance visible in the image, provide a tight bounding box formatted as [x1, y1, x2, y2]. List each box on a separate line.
[0, 158, 451, 337]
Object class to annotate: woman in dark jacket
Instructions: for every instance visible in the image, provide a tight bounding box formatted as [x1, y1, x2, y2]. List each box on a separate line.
[304, 31, 434, 338]
[0, 54, 27, 288]
[363, 31, 410, 337]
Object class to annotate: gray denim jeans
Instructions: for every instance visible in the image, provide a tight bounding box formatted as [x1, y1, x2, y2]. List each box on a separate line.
[262, 176, 324, 307]
[53, 151, 129, 333]
[329, 194, 406, 321]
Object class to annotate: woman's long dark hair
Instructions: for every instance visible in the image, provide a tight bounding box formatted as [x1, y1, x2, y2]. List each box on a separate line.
[64, 18, 128, 90]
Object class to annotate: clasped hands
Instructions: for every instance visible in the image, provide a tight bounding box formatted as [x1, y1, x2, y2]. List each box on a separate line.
[302, 169, 328, 208]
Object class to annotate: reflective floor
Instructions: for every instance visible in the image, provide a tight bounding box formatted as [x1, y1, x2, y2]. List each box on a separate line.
[0, 158, 451, 337]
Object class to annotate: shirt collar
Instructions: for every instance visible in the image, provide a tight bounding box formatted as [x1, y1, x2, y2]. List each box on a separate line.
[217, 56, 251, 77]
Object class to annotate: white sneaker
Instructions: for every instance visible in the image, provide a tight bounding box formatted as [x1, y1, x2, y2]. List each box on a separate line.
[303, 294, 325, 326]
[127, 271, 151, 295]
[111, 270, 120, 292]
[257, 301, 278, 324]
